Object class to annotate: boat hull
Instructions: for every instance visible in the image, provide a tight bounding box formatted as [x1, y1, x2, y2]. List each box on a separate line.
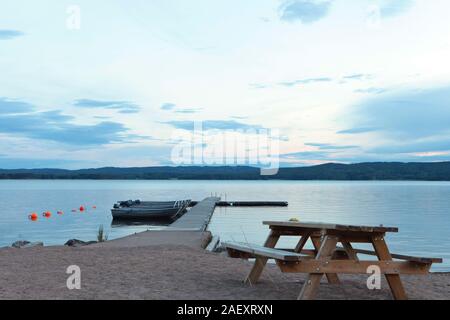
[111, 200, 191, 221]
[111, 208, 179, 219]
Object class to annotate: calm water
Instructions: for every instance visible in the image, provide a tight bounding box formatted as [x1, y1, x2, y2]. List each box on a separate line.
[0, 180, 449, 271]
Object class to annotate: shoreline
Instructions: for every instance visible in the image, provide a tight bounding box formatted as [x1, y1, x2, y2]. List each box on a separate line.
[0, 230, 449, 300]
[3, 179, 450, 182]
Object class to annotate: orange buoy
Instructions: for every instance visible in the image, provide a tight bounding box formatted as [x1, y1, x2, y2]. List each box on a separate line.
[79, 206, 85, 212]
[43, 211, 52, 218]
[57, 211, 64, 215]
[29, 212, 38, 221]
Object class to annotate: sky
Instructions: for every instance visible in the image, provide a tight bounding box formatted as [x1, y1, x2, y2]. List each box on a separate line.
[1, 0, 450, 169]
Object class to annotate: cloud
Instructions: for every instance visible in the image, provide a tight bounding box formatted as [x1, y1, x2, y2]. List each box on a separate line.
[0, 30, 25, 40]
[0, 156, 86, 170]
[330, 154, 450, 163]
[341, 87, 450, 138]
[279, 0, 331, 24]
[370, 139, 450, 154]
[337, 127, 379, 134]
[279, 77, 332, 87]
[251, 76, 332, 89]
[285, 86, 450, 163]
[0, 98, 140, 146]
[164, 120, 264, 131]
[354, 87, 387, 95]
[281, 143, 359, 163]
[94, 116, 112, 120]
[282, 150, 331, 159]
[281, 148, 450, 164]
[249, 83, 268, 89]
[161, 103, 176, 110]
[74, 99, 140, 114]
[305, 143, 358, 150]
[380, 0, 414, 18]
[0, 113, 130, 145]
[231, 116, 249, 120]
[0, 98, 35, 114]
[175, 108, 203, 114]
[161, 103, 202, 114]
[343, 74, 372, 80]
[339, 86, 450, 156]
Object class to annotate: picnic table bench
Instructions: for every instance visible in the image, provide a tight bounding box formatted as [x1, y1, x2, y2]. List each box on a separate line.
[223, 221, 442, 300]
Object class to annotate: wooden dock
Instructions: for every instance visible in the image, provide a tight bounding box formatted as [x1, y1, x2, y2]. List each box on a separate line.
[170, 197, 220, 231]
[189, 201, 288, 207]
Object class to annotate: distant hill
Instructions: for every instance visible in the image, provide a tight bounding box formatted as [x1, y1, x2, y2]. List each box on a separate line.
[2, 162, 450, 180]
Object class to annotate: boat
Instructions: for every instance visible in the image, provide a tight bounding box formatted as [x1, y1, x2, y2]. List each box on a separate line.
[111, 199, 191, 221]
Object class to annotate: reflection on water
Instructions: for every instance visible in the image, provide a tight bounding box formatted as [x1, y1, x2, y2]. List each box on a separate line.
[0, 180, 449, 271]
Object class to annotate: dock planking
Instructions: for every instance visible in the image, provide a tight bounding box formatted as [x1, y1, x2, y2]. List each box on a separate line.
[188, 201, 288, 207]
[170, 197, 221, 231]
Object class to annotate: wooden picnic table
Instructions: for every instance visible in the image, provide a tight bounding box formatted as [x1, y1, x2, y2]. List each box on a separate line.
[224, 221, 442, 300]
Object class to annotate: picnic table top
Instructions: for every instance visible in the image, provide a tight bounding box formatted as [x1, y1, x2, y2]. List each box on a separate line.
[263, 221, 398, 233]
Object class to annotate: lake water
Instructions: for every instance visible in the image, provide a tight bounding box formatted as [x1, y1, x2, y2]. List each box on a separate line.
[0, 180, 449, 271]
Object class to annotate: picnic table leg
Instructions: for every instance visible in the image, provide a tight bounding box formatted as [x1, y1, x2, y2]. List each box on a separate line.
[311, 236, 340, 284]
[244, 230, 280, 285]
[298, 235, 338, 300]
[371, 235, 408, 300]
[294, 233, 310, 253]
[341, 241, 359, 261]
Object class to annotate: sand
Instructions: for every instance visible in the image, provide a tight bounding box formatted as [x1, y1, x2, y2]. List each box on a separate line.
[0, 231, 448, 300]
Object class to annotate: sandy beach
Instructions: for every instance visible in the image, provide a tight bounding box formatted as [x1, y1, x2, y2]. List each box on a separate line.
[0, 230, 448, 300]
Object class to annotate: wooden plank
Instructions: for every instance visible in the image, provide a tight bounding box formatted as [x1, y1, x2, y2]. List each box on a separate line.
[311, 236, 340, 284]
[332, 235, 374, 243]
[264, 221, 398, 233]
[277, 260, 432, 275]
[267, 228, 312, 236]
[294, 234, 310, 253]
[244, 231, 280, 285]
[223, 242, 305, 261]
[341, 241, 359, 261]
[227, 248, 316, 259]
[372, 236, 408, 300]
[170, 197, 220, 231]
[267, 228, 380, 242]
[189, 201, 289, 207]
[229, 245, 442, 265]
[298, 235, 338, 300]
[217, 201, 288, 207]
[335, 247, 442, 264]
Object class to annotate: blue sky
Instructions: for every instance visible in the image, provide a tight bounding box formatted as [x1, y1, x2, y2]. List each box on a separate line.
[1, 0, 450, 168]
